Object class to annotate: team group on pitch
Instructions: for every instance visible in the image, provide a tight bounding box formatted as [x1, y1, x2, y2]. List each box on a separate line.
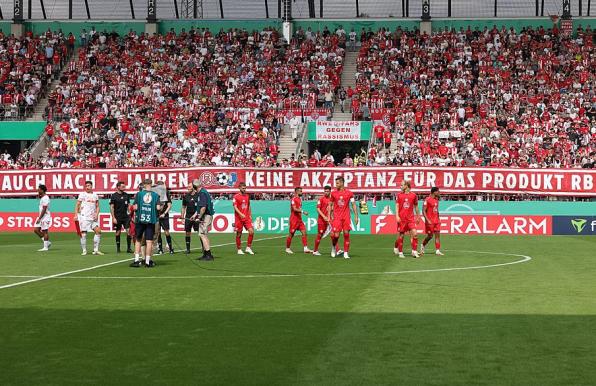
[33, 176, 443, 266]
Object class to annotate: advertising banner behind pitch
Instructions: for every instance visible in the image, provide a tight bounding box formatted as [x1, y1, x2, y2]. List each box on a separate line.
[1, 167, 594, 196]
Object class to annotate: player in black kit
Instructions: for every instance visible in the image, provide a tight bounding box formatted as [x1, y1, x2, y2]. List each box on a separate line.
[110, 181, 132, 253]
[181, 183, 200, 254]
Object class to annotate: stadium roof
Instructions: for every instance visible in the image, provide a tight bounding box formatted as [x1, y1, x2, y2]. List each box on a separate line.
[0, 0, 591, 21]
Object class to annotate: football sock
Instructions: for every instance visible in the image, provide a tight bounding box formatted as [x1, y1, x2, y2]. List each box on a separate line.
[247, 233, 254, 247]
[412, 236, 418, 252]
[286, 235, 292, 248]
[435, 239, 441, 250]
[397, 236, 404, 252]
[80, 233, 87, 250]
[314, 234, 322, 251]
[93, 234, 101, 251]
[134, 254, 140, 262]
[301, 234, 308, 247]
[126, 236, 131, 250]
[116, 235, 121, 251]
[343, 233, 350, 252]
[331, 236, 338, 248]
[185, 236, 191, 252]
[146, 255, 151, 265]
[158, 235, 163, 251]
[236, 234, 241, 249]
[43, 240, 49, 248]
[166, 235, 173, 251]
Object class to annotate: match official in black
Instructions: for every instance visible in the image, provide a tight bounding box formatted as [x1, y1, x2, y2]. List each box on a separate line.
[191, 179, 215, 261]
[181, 183, 200, 254]
[110, 181, 132, 253]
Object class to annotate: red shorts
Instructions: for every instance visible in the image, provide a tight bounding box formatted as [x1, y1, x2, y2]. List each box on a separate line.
[128, 221, 136, 237]
[235, 217, 253, 232]
[332, 217, 352, 233]
[398, 221, 416, 234]
[290, 220, 306, 234]
[317, 220, 329, 234]
[425, 222, 440, 234]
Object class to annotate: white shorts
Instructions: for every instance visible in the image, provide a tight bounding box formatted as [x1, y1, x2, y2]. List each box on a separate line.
[35, 217, 51, 231]
[79, 218, 99, 232]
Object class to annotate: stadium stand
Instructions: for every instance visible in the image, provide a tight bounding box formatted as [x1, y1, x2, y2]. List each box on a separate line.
[0, 29, 71, 121]
[354, 25, 595, 168]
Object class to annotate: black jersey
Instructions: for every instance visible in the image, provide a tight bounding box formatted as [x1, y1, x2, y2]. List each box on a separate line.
[110, 191, 130, 220]
[182, 191, 199, 219]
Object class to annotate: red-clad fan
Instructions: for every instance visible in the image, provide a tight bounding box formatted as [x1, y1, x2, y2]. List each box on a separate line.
[422, 187, 444, 256]
[329, 176, 359, 259]
[285, 187, 312, 254]
[233, 182, 255, 255]
[394, 180, 421, 258]
[312, 185, 332, 256]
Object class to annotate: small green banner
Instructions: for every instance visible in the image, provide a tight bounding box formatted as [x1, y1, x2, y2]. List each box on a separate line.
[308, 121, 372, 141]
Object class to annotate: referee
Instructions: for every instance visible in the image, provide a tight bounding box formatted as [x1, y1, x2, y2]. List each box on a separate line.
[109, 181, 132, 253]
[181, 183, 200, 254]
[191, 179, 215, 261]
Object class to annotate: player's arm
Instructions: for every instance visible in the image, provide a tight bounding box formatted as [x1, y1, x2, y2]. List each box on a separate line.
[422, 200, 430, 224]
[233, 199, 246, 218]
[109, 196, 117, 224]
[414, 197, 421, 224]
[38, 205, 48, 223]
[317, 203, 329, 222]
[180, 197, 187, 219]
[94, 199, 100, 221]
[74, 199, 81, 220]
[351, 198, 359, 224]
[329, 200, 334, 219]
[395, 199, 400, 224]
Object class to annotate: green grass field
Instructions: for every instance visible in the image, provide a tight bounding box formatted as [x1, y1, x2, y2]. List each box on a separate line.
[0, 232, 595, 385]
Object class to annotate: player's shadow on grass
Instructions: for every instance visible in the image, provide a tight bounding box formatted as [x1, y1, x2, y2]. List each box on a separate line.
[0, 309, 594, 385]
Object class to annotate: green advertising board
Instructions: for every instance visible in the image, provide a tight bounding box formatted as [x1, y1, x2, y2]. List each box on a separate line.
[307, 121, 372, 141]
[0, 199, 594, 234]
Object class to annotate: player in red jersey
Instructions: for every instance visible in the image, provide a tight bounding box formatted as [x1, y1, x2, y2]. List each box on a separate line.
[233, 182, 254, 255]
[329, 176, 359, 259]
[394, 180, 421, 258]
[285, 187, 313, 254]
[312, 185, 332, 256]
[422, 187, 444, 256]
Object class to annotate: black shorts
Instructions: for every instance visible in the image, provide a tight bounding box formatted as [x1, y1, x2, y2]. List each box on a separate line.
[113, 217, 130, 231]
[184, 218, 199, 233]
[158, 215, 170, 231]
[135, 223, 156, 241]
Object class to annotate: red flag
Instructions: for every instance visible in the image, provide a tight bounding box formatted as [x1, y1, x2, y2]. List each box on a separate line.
[372, 196, 377, 208]
[74, 219, 82, 237]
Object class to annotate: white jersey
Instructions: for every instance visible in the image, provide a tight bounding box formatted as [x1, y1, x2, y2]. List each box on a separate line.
[39, 195, 51, 221]
[78, 191, 99, 220]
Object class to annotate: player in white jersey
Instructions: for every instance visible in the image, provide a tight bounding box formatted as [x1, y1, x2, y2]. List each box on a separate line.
[74, 181, 103, 255]
[34, 184, 52, 251]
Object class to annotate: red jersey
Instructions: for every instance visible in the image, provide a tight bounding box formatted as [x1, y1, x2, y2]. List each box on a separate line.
[233, 193, 251, 219]
[331, 189, 354, 220]
[396, 191, 418, 222]
[290, 196, 303, 222]
[424, 196, 439, 224]
[317, 195, 331, 222]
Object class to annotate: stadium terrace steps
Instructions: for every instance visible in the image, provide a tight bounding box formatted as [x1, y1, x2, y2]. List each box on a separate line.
[30, 49, 80, 122]
[333, 50, 359, 121]
[278, 124, 300, 161]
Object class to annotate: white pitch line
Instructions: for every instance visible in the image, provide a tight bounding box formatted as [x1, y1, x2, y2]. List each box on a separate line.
[50, 250, 532, 280]
[0, 236, 285, 290]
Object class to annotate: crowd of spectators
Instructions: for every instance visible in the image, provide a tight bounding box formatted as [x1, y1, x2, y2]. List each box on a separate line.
[1, 24, 594, 170]
[1, 26, 344, 169]
[0, 29, 71, 121]
[351, 24, 595, 169]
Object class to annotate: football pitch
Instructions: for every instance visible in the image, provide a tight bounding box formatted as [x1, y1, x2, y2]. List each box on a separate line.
[0, 233, 594, 385]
